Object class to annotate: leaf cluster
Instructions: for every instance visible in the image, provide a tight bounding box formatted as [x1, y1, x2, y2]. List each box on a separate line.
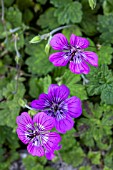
[1, 0, 113, 169]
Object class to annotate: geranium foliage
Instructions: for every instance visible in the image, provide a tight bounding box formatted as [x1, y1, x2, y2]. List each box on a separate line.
[0, 0, 113, 170]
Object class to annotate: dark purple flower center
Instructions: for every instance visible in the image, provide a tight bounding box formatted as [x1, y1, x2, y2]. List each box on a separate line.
[27, 129, 40, 138]
[70, 47, 83, 60]
[52, 103, 59, 112]
[26, 126, 49, 146]
[64, 46, 84, 63]
[44, 101, 67, 119]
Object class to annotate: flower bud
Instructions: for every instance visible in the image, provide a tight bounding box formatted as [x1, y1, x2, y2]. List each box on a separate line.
[45, 43, 50, 55]
[30, 35, 41, 43]
[18, 98, 26, 107]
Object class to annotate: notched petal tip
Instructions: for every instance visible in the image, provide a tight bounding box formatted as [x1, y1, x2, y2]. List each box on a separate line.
[66, 96, 82, 118]
[70, 34, 90, 49]
[83, 51, 98, 67]
[48, 84, 70, 103]
[55, 115, 74, 134]
[50, 33, 68, 50]
[45, 151, 55, 160]
[16, 112, 32, 126]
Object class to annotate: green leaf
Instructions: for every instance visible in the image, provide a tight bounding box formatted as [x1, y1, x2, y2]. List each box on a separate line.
[79, 166, 91, 170]
[5, 32, 24, 52]
[36, 0, 47, 5]
[6, 7, 22, 27]
[3, 0, 14, 7]
[54, 1, 83, 24]
[0, 22, 11, 39]
[62, 25, 82, 40]
[16, 0, 33, 11]
[88, 151, 101, 165]
[103, 0, 113, 15]
[71, 84, 88, 100]
[37, 8, 59, 30]
[104, 166, 112, 170]
[29, 75, 51, 98]
[97, 44, 113, 65]
[86, 65, 113, 104]
[82, 0, 99, 15]
[88, 0, 97, 9]
[104, 148, 113, 169]
[98, 14, 113, 43]
[0, 126, 19, 167]
[61, 143, 85, 167]
[23, 155, 47, 170]
[0, 81, 25, 129]
[29, 78, 40, 98]
[61, 129, 76, 151]
[60, 129, 84, 167]
[25, 42, 54, 75]
[77, 103, 113, 149]
[101, 85, 113, 105]
[23, 9, 34, 24]
[80, 14, 97, 36]
[50, 0, 72, 7]
[62, 70, 87, 100]
[84, 103, 103, 119]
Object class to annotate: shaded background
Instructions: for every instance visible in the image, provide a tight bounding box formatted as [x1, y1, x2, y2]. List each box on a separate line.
[0, 0, 113, 169]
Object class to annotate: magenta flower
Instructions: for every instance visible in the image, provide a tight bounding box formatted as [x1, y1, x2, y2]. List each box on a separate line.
[49, 33, 98, 74]
[31, 84, 82, 133]
[16, 112, 61, 160]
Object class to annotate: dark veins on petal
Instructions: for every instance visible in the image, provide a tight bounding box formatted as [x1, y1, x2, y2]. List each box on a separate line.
[26, 126, 49, 146]
[62, 45, 84, 63]
[44, 100, 67, 119]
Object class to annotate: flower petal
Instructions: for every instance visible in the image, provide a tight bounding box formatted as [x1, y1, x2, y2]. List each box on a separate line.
[48, 84, 70, 103]
[70, 34, 89, 49]
[30, 99, 40, 110]
[66, 96, 82, 118]
[69, 61, 90, 74]
[45, 151, 55, 160]
[45, 144, 62, 160]
[83, 51, 98, 67]
[16, 112, 33, 144]
[49, 52, 70, 66]
[50, 33, 69, 50]
[16, 112, 33, 128]
[27, 141, 44, 157]
[55, 114, 74, 133]
[31, 93, 51, 110]
[44, 132, 61, 151]
[16, 128, 31, 144]
[33, 112, 55, 130]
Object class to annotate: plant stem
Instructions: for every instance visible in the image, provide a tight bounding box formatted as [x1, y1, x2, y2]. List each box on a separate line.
[25, 104, 37, 110]
[14, 35, 21, 58]
[81, 74, 89, 85]
[56, 151, 63, 166]
[50, 25, 72, 35]
[12, 34, 21, 94]
[1, 0, 8, 43]
[1, 0, 4, 22]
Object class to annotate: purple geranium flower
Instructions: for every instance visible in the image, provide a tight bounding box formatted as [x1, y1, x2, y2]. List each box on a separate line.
[16, 112, 61, 160]
[49, 33, 98, 74]
[31, 84, 82, 133]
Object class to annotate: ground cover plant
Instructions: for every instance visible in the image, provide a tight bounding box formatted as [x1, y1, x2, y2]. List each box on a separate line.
[0, 0, 113, 170]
